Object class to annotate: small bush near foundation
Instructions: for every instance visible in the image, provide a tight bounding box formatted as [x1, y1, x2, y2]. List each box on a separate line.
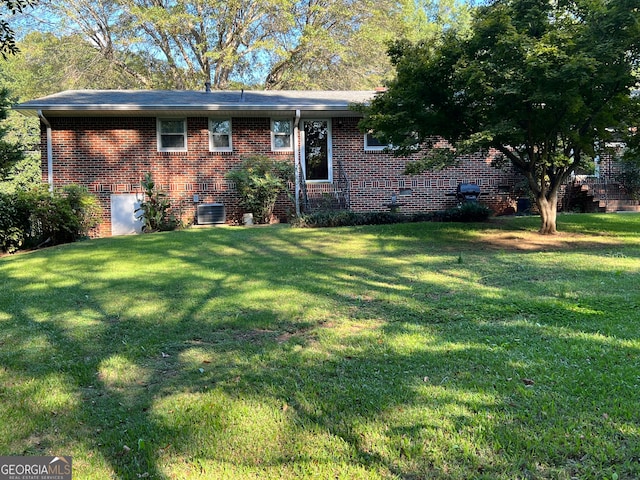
[291, 202, 492, 228]
[226, 156, 294, 224]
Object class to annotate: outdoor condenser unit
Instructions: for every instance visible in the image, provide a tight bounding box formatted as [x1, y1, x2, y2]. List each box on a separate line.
[197, 203, 226, 225]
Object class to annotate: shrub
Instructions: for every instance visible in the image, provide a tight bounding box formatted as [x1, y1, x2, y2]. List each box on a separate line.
[226, 156, 294, 224]
[61, 184, 102, 237]
[1, 184, 102, 253]
[432, 202, 493, 222]
[28, 185, 103, 247]
[292, 210, 408, 228]
[135, 173, 178, 232]
[291, 203, 492, 228]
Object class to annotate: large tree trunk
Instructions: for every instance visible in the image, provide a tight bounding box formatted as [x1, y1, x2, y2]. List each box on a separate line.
[536, 193, 558, 235]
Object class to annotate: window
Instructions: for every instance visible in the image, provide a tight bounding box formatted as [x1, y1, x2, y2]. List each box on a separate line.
[157, 118, 187, 152]
[271, 119, 293, 151]
[209, 118, 232, 152]
[364, 131, 388, 152]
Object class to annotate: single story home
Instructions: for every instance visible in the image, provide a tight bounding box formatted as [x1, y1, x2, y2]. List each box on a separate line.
[15, 89, 523, 236]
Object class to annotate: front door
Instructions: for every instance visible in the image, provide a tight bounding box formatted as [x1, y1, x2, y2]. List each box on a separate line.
[302, 119, 332, 182]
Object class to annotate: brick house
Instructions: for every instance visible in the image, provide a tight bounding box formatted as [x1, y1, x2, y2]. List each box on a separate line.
[15, 89, 523, 237]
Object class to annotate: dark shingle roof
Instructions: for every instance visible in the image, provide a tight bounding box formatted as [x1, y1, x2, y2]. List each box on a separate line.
[14, 89, 376, 117]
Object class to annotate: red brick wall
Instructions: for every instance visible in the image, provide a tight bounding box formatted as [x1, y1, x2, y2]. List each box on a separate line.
[42, 115, 521, 237]
[332, 117, 520, 214]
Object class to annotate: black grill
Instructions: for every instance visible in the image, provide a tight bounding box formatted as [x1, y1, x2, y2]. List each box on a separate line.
[456, 183, 481, 203]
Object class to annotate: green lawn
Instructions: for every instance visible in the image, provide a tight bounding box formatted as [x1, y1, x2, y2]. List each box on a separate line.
[1, 214, 639, 479]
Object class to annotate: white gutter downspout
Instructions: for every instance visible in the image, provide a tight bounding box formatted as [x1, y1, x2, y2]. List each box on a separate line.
[37, 110, 54, 192]
[293, 109, 301, 216]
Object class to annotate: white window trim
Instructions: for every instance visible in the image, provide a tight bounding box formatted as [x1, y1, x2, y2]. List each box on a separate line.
[302, 118, 333, 183]
[157, 118, 187, 152]
[364, 132, 390, 152]
[271, 118, 294, 152]
[209, 118, 233, 152]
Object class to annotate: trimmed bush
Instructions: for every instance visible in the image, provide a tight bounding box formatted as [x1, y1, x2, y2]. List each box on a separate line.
[291, 202, 492, 228]
[431, 202, 493, 222]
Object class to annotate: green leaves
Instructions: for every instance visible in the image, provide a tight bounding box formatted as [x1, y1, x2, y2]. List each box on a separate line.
[360, 0, 640, 233]
[226, 155, 293, 224]
[136, 173, 177, 233]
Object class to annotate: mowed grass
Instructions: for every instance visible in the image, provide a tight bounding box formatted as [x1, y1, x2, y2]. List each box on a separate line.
[1, 213, 639, 479]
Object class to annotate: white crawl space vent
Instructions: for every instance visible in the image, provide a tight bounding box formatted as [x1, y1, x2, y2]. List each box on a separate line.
[197, 203, 226, 225]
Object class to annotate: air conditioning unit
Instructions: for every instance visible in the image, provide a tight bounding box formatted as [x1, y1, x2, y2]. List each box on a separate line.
[197, 203, 225, 225]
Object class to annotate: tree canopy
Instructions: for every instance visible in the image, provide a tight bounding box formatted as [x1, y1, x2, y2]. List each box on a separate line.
[12, 0, 476, 90]
[359, 0, 640, 234]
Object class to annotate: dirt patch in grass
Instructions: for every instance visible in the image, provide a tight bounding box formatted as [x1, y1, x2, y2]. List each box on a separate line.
[475, 229, 622, 252]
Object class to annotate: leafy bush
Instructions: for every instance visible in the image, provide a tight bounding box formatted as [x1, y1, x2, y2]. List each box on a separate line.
[291, 202, 492, 228]
[27, 185, 102, 247]
[432, 202, 493, 222]
[61, 184, 102, 237]
[1, 184, 102, 253]
[226, 156, 294, 224]
[135, 173, 178, 232]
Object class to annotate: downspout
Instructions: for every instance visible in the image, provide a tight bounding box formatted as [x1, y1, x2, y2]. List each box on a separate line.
[294, 109, 301, 216]
[37, 110, 54, 192]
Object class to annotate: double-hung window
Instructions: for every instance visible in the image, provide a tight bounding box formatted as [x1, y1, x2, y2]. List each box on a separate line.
[271, 119, 293, 152]
[157, 118, 187, 152]
[209, 118, 232, 152]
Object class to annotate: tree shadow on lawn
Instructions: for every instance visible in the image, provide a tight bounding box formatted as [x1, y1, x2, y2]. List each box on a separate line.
[0, 225, 639, 478]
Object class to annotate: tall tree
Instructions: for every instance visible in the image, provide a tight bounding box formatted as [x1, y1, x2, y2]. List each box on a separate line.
[35, 0, 292, 89]
[359, 0, 640, 234]
[24, 0, 477, 89]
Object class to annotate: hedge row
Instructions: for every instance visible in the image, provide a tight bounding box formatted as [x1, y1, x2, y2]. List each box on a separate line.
[0, 185, 101, 253]
[291, 202, 493, 228]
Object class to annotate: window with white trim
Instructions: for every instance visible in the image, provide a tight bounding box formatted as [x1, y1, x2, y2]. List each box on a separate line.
[271, 119, 293, 151]
[157, 118, 187, 152]
[364, 131, 388, 151]
[209, 118, 232, 152]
